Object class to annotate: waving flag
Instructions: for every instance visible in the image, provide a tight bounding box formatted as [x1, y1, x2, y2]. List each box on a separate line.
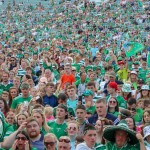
[123, 42, 144, 57]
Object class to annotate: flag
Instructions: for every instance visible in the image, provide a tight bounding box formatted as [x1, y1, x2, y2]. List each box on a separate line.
[124, 42, 144, 57]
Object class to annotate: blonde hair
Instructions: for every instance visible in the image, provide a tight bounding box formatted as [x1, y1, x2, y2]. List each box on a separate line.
[31, 109, 51, 133]
[44, 133, 57, 142]
[44, 106, 53, 116]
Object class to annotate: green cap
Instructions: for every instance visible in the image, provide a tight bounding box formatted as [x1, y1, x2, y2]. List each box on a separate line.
[83, 90, 94, 97]
[134, 61, 139, 65]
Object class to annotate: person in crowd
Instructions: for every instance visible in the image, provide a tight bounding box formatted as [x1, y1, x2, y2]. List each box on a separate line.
[143, 109, 150, 125]
[0, 97, 9, 117]
[42, 83, 58, 107]
[48, 104, 68, 139]
[44, 133, 57, 150]
[76, 105, 88, 135]
[2, 117, 45, 150]
[107, 96, 120, 118]
[127, 97, 143, 125]
[125, 116, 136, 131]
[11, 130, 36, 150]
[103, 119, 146, 149]
[31, 109, 51, 135]
[88, 98, 120, 125]
[76, 124, 100, 150]
[11, 83, 32, 111]
[58, 136, 71, 150]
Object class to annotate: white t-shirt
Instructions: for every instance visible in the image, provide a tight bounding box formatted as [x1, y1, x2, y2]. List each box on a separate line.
[76, 143, 95, 150]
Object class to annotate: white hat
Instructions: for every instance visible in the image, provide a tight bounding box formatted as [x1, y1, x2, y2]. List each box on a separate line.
[144, 125, 150, 139]
[130, 70, 137, 75]
[141, 85, 149, 90]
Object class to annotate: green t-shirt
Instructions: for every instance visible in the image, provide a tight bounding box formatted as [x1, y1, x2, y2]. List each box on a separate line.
[109, 111, 120, 118]
[133, 108, 144, 125]
[106, 142, 139, 150]
[47, 120, 67, 139]
[40, 127, 51, 135]
[11, 95, 32, 109]
[86, 105, 96, 114]
[106, 95, 127, 109]
[0, 113, 14, 142]
[0, 83, 13, 92]
[138, 68, 147, 82]
[95, 143, 106, 150]
[75, 78, 90, 87]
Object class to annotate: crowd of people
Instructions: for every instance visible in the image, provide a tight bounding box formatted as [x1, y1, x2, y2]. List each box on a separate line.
[0, 0, 150, 149]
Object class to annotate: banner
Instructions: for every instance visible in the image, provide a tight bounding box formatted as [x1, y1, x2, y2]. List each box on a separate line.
[124, 42, 144, 57]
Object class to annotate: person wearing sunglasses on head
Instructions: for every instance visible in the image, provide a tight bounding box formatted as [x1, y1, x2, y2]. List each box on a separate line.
[11, 130, 37, 150]
[44, 133, 57, 150]
[58, 136, 71, 150]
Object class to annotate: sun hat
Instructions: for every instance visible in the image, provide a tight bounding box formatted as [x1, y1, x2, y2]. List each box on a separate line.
[108, 82, 118, 91]
[103, 119, 138, 145]
[143, 125, 150, 139]
[141, 85, 149, 91]
[122, 83, 132, 92]
[130, 70, 137, 75]
[83, 90, 94, 97]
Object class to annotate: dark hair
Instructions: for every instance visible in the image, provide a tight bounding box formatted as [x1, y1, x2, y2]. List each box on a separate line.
[125, 117, 136, 131]
[75, 136, 84, 143]
[9, 87, 18, 107]
[76, 105, 86, 111]
[0, 97, 9, 114]
[83, 124, 96, 134]
[15, 131, 31, 150]
[144, 100, 150, 108]
[108, 97, 119, 112]
[143, 109, 150, 124]
[58, 93, 67, 101]
[86, 81, 96, 87]
[127, 98, 136, 105]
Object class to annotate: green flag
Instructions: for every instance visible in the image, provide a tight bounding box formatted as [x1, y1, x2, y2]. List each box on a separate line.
[125, 42, 144, 57]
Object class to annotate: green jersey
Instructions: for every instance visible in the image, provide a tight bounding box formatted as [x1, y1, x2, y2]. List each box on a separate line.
[0, 83, 13, 92]
[47, 120, 67, 139]
[86, 105, 96, 114]
[0, 112, 14, 142]
[11, 95, 32, 109]
[106, 142, 139, 150]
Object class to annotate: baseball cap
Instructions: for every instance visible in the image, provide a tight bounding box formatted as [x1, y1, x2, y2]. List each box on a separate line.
[83, 90, 94, 97]
[108, 82, 118, 91]
[130, 70, 137, 75]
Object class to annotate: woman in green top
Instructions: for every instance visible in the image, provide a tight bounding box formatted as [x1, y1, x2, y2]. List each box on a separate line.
[108, 97, 120, 118]
[11, 130, 37, 150]
[31, 109, 51, 135]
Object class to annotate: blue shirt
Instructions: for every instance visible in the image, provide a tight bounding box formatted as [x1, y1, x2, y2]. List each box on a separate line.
[88, 113, 119, 125]
[43, 94, 58, 107]
[90, 47, 98, 57]
[31, 133, 44, 150]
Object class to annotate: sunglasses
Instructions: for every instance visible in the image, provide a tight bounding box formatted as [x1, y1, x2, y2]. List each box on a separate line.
[68, 127, 77, 131]
[16, 137, 27, 141]
[59, 139, 70, 143]
[128, 108, 136, 111]
[44, 142, 56, 146]
[10, 60, 15, 61]
[109, 101, 116, 104]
